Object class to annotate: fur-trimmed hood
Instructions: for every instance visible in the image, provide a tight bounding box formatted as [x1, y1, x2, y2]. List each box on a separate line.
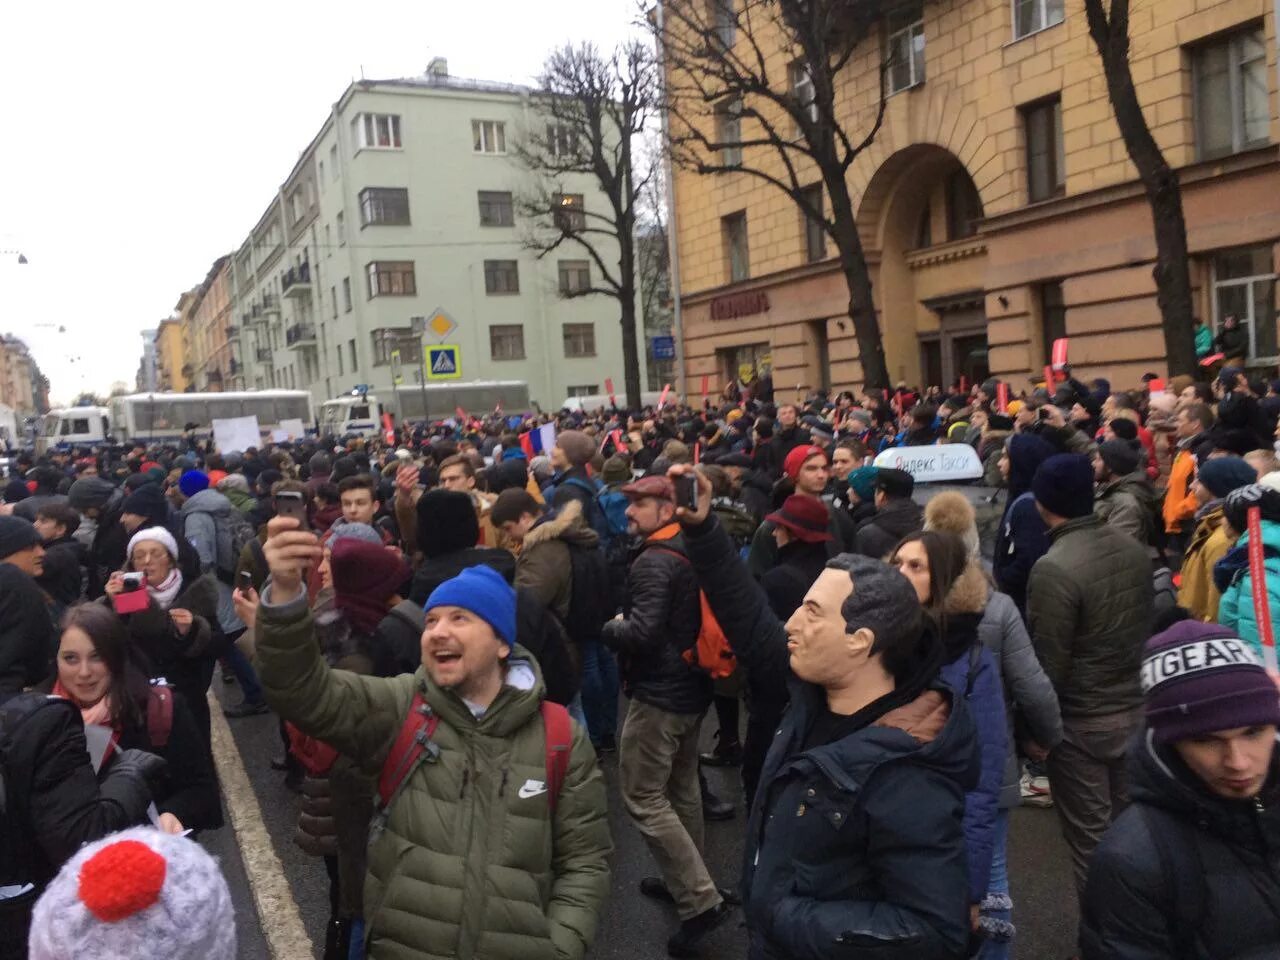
[521, 498, 599, 551]
[943, 561, 990, 617]
[924, 491, 980, 559]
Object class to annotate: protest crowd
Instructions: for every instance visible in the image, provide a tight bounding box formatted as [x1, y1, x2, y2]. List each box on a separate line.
[2, 359, 1280, 960]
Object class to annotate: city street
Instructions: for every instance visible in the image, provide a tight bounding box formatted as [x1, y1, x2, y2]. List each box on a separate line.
[208, 683, 1079, 959]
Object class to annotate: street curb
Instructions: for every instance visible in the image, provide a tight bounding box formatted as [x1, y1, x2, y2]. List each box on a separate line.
[209, 692, 313, 960]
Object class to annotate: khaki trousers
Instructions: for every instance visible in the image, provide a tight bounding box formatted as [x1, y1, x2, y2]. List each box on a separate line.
[619, 698, 721, 919]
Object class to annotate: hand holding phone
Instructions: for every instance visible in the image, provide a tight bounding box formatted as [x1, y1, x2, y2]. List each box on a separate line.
[274, 490, 309, 529]
[674, 474, 699, 511]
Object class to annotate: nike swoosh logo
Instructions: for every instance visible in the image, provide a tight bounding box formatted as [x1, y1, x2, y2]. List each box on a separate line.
[517, 780, 547, 799]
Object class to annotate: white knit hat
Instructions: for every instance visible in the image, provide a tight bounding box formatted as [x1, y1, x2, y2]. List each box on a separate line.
[126, 526, 180, 561]
[28, 826, 235, 960]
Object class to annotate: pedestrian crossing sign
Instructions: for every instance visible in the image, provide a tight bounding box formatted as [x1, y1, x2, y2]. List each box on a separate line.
[426, 344, 461, 380]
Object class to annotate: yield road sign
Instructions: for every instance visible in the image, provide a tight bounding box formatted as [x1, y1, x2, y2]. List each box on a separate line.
[426, 344, 462, 380]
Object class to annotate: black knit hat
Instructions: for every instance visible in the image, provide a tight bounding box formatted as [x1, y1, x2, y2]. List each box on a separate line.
[121, 482, 169, 527]
[0, 516, 42, 560]
[1033, 454, 1095, 519]
[1098, 439, 1142, 478]
[416, 489, 480, 558]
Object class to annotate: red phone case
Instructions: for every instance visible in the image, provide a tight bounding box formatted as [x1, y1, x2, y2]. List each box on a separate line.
[112, 580, 150, 615]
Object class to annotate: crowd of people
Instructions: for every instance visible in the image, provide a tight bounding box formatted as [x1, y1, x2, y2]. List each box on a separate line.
[2, 362, 1280, 960]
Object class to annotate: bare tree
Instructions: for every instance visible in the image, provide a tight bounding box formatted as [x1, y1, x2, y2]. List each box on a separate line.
[655, 0, 893, 390]
[1084, 0, 1197, 376]
[516, 41, 657, 409]
[635, 133, 674, 391]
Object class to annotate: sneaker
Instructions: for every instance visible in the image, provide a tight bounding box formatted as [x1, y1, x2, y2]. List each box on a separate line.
[698, 737, 743, 768]
[1020, 772, 1053, 808]
[667, 901, 732, 958]
[641, 878, 741, 907]
[702, 793, 736, 822]
[223, 699, 269, 719]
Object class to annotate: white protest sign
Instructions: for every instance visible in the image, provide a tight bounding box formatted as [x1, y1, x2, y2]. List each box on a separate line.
[279, 418, 306, 440]
[271, 429, 290, 443]
[212, 415, 262, 454]
[873, 444, 984, 483]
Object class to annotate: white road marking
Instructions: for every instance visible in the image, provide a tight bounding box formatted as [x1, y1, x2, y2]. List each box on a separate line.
[209, 692, 313, 960]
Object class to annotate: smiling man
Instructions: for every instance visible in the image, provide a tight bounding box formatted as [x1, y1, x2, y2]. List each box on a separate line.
[1080, 621, 1280, 959]
[252, 517, 611, 960]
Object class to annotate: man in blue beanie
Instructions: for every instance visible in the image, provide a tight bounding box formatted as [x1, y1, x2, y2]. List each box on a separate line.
[1026, 453, 1154, 902]
[251, 517, 611, 960]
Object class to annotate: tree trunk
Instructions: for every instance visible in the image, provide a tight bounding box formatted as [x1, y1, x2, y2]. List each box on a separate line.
[618, 283, 643, 410]
[1086, 0, 1197, 376]
[833, 219, 890, 391]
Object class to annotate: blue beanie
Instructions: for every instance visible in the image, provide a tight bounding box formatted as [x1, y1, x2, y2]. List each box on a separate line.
[179, 470, 210, 498]
[424, 565, 517, 649]
[847, 466, 879, 502]
[1197, 456, 1257, 500]
[1032, 453, 1095, 520]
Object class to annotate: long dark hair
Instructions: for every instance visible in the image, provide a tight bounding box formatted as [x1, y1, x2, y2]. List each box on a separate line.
[891, 531, 969, 629]
[60, 603, 151, 730]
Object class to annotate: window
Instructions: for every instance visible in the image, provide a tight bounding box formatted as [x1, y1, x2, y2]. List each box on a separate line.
[1213, 245, 1278, 361]
[324, 224, 332, 256]
[318, 160, 325, 184]
[708, 0, 735, 48]
[552, 193, 586, 233]
[366, 261, 417, 298]
[371, 328, 418, 366]
[790, 61, 817, 129]
[330, 285, 338, 319]
[478, 190, 514, 226]
[1023, 97, 1065, 203]
[800, 184, 825, 263]
[328, 144, 338, 180]
[916, 205, 933, 248]
[567, 384, 599, 398]
[946, 170, 984, 240]
[1013, 0, 1064, 40]
[484, 260, 520, 294]
[563, 323, 597, 358]
[337, 346, 344, 377]
[359, 187, 411, 226]
[722, 211, 749, 283]
[288, 189, 304, 225]
[353, 113, 402, 150]
[1040, 281, 1066, 364]
[472, 119, 507, 154]
[559, 260, 591, 294]
[887, 6, 926, 94]
[546, 123, 580, 158]
[341, 277, 352, 313]
[716, 98, 743, 166]
[348, 339, 358, 371]
[337, 212, 346, 245]
[1193, 28, 1269, 160]
[490, 325, 526, 360]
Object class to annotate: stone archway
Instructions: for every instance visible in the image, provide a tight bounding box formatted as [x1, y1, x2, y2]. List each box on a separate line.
[855, 144, 989, 389]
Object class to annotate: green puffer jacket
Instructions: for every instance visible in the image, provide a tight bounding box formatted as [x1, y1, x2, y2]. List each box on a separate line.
[254, 588, 612, 960]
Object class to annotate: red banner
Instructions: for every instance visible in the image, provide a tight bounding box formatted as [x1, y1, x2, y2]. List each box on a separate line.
[455, 406, 467, 421]
[996, 382, 1009, 414]
[1148, 378, 1165, 394]
[700, 374, 709, 400]
[657, 383, 671, 410]
[1043, 365, 1055, 388]
[1249, 506, 1279, 675]
[381, 413, 396, 445]
[1051, 337, 1069, 369]
[605, 378, 617, 407]
[1200, 352, 1225, 367]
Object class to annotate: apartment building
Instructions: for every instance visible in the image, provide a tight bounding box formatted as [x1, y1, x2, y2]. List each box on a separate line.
[666, 0, 1280, 394]
[136, 329, 159, 392]
[154, 318, 188, 393]
[186, 256, 236, 392]
[222, 57, 644, 411]
[0, 335, 50, 417]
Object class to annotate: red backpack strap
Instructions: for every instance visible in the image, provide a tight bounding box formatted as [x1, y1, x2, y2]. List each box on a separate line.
[377, 691, 439, 810]
[146, 684, 174, 748]
[541, 701, 573, 815]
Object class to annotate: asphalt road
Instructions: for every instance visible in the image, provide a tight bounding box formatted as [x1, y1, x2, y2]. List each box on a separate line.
[211, 681, 1079, 960]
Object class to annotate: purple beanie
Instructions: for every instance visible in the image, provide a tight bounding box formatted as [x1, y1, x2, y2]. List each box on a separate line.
[1141, 621, 1280, 744]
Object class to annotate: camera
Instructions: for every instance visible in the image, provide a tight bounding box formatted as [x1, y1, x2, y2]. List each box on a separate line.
[121, 572, 145, 592]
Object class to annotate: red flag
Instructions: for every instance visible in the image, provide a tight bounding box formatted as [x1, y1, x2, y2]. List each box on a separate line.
[1248, 506, 1279, 674]
[658, 383, 671, 410]
[700, 374, 709, 400]
[1051, 337, 1069, 369]
[605, 378, 617, 407]
[1043, 365, 1054, 388]
[1200, 352, 1225, 367]
[455, 406, 467, 422]
[381, 413, 395, 445]
[519, 433, 534, 459]
[694, 441, 701, 464]
[611, 429, 624, 452]
[996, 382, 1009, 414]
[1148, 378, 1165, 394]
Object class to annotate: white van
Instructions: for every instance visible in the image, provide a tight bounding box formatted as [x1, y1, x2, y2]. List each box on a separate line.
[559, 390, 664, 412]
[38, 406, 111, 452]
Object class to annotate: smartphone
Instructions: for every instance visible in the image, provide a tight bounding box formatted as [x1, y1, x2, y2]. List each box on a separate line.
[1038, 407, 1052, 420]
[238, 570, 253, 592]
[674, 474, 698, 511]
[275, 490, 309, 528]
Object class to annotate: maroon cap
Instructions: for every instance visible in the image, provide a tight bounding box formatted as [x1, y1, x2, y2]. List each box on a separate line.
[620, 475, 675, 502]
[765, 495, 833, 544]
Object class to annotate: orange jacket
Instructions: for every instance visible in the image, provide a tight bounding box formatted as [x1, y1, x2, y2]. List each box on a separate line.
[1162, 447, 1199, 534]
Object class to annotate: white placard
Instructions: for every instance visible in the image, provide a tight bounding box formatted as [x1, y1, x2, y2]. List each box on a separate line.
[212, 415, 262, 454]
[270, 429, 289, 443]
[873, 444, 984, 483]
[279, 418, 306, 440]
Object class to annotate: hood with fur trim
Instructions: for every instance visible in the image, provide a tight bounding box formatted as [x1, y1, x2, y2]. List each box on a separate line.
[924, 491, 980, 559]
[520, 498, 600, 551]
[943, 561, 991, 617]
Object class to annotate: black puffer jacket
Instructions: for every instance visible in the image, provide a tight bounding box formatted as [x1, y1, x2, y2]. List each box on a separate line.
[1027, 515, 1153, 718]
[601, 529, 711, 716]
[683, 515, 978, 960]
[0, 565, 55, 700]
[854, 497, 924, 560]
[1080, 731, 1280, 960]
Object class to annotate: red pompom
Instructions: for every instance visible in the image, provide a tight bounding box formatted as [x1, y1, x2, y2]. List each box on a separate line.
[78, 839, 167, 922]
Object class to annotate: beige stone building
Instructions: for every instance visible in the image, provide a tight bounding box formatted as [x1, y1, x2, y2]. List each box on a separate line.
[0, 335, 48, 416]
[187, 256, 236, 391]
[666, 0, 1280, 395]
[154, 319, 188, 393]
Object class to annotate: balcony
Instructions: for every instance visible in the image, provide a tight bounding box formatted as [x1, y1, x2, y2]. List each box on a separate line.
[262, 293, 280, 314]
[240, 312, 252, 326]
[206, 369, 223, 385]
[226, 325, 239, 341]
[281, 262, 312, 300]
[286, 323, 317, 348]
[255, 348, 272, 363]
[250, 303, 262, 319]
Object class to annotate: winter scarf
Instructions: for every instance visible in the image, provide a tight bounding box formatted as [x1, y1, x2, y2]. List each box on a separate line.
[148, 568, 184, 610]
[53, 677, 115, 728]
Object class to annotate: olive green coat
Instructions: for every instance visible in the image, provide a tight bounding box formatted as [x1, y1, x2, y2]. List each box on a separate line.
[254, 589, 611, 960]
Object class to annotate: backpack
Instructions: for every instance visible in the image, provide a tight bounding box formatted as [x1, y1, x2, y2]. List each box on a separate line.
[596, 486, 631, 547]
[219, 510, 258, 584]
[649, 547, 737, 679]
[711, 499, 756, 556]
[372, 693, 572, 837]
[563, 541, 615, 646]
[145, 682, 174, 748]
[560, 476, 611, 543]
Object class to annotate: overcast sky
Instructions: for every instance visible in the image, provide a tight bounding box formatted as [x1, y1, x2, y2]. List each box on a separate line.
[0, 0, 645, 406]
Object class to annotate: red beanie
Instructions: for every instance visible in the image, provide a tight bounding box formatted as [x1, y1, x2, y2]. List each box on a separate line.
[783, 445, 827, 482]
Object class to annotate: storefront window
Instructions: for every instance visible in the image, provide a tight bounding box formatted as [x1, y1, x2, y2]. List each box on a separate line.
[1213, 245, 1277, 362]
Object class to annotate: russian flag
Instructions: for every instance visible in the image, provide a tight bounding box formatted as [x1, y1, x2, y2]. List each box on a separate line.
[519, 422, 557, 459]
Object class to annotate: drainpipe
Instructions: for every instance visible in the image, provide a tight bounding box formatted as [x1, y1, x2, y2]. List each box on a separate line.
[656, 0, 688, 399]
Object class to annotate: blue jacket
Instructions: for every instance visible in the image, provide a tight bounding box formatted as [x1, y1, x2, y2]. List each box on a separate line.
[1216, 519, 1280, 661]
[993, 492, 1050, 617]
[684, 514, 978, 960]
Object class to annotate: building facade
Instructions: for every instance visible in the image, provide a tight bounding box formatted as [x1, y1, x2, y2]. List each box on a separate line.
[220, 58, 645, 412]
[154, 317, 189, 394]
[136, 329, 159, 392]
[0, 335, 49, 417]
[666, 0, 1280, 396]
[187, 256, 234, 392]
